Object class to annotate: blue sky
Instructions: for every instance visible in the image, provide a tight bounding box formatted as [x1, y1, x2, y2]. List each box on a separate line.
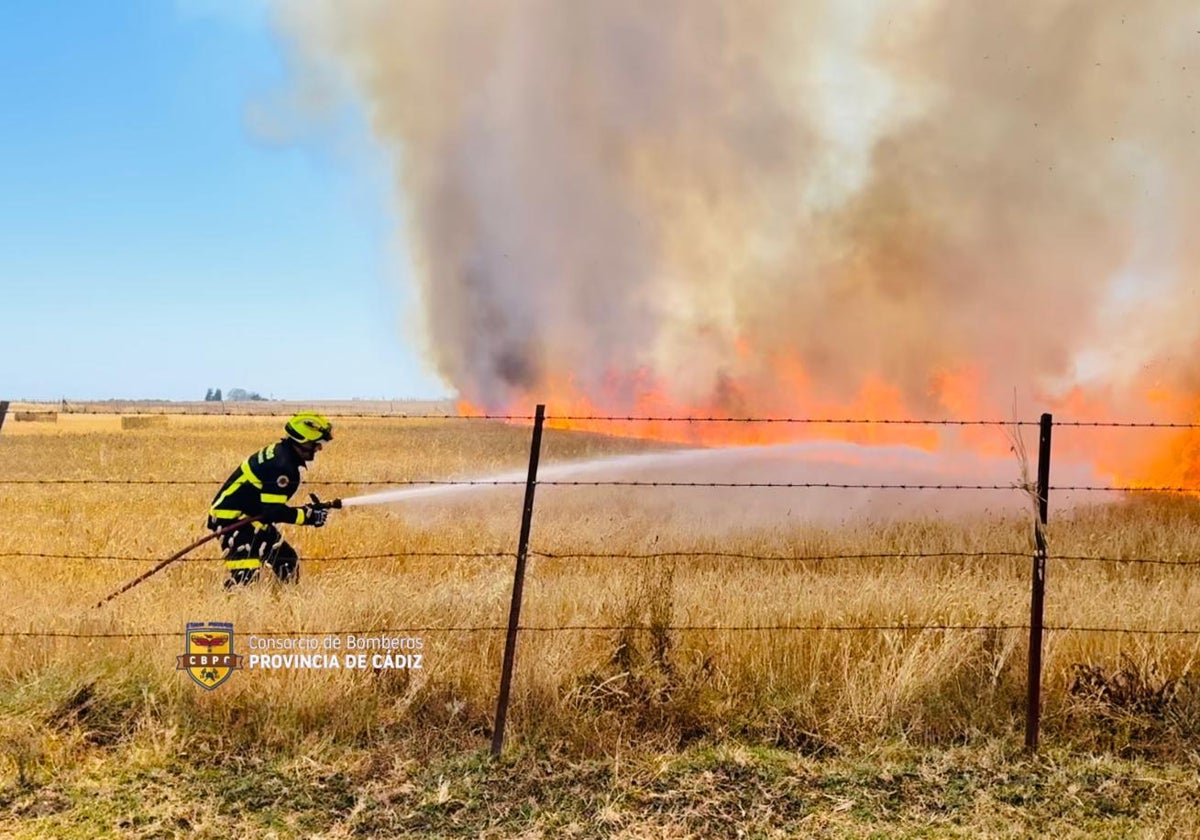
[0, 1, 449, 401]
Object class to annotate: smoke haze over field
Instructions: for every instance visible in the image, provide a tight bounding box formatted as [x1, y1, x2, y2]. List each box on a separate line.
[275, 1, 1200, 426]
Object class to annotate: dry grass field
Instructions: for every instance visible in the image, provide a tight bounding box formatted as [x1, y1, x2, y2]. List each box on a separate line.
[3, 406, 1200, 837]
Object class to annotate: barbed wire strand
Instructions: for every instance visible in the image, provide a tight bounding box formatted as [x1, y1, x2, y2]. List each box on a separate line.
[0, 551, 514, 562]
[14, 409, 1200, 428]
[530, 549, 1031, 561]
[0, 478, 1031, 489]
[548, 416, 1031, 426]
[6, 410, 1030, 424]
[4, 624, 1200, 639]
[8, 410, 532, 421]
[4, 476, 1199, 493]
[5, 550, 1199, 567]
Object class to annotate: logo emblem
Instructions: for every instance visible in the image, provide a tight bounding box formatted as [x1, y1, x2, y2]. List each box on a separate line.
[176, 622, 244, 690]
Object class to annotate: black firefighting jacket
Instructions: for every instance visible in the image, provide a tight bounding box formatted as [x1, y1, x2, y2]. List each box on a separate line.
[208, 439, 312, 527]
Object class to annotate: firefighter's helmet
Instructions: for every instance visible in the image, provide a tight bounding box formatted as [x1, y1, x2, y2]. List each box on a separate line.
[284, 411, 333, 444]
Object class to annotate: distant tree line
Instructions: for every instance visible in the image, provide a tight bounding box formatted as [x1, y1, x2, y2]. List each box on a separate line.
[204, 388, 267, 402]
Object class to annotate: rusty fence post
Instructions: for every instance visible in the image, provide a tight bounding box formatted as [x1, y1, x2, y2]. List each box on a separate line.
[1025, 412, 1053, 751]
[491, 403, 546, 756]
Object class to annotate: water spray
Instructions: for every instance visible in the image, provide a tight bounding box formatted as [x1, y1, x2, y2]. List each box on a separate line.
[334, 450, 727, 509]
[334, 440, 1100, 526]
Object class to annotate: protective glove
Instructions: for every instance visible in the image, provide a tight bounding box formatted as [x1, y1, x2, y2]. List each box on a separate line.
[303, 506, 329, 528]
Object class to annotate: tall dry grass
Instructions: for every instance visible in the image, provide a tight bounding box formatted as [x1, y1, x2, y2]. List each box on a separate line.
[2, 414, 1200, 763]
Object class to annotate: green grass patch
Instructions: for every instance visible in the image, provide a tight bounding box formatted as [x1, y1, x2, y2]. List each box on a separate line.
[4, 730, 1200, 839]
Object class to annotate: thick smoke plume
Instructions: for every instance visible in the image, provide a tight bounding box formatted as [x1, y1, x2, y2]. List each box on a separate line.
[276, 1, 1200, 426]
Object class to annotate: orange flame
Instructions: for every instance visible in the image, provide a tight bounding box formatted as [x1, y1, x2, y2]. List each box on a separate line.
[461, 360, 1007, 453]
[459, 359, 1200, 490]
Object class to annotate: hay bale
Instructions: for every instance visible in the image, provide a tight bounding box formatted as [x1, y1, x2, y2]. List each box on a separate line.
[14, 412, 57, 423]
[121, 415, 168, 430]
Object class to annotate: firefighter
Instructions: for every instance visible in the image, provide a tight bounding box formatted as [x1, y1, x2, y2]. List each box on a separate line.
[207, 411, 335, 588]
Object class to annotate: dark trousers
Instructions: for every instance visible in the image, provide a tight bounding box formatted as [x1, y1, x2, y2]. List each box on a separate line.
[211, 520, 300, 587]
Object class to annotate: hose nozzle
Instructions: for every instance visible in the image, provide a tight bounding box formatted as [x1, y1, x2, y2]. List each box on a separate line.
[308, 493, 343, 510]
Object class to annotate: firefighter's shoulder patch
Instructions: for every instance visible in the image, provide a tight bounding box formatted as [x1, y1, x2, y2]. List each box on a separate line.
[277, 475, 290, 488]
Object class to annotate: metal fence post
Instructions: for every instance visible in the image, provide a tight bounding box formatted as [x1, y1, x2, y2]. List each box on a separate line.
[1025, 412, 1053, 751]
[0, 401, 8, 435]
[491, 403, 546, 756]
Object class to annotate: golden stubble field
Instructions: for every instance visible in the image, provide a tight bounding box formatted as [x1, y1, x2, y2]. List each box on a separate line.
[3, 406, 1200, 767]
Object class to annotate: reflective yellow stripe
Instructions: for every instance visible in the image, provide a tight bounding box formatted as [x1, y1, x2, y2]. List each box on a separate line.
[296, 507, 306, 525]
[240, 461, 263, 489]
[209, 509, 242, 520]
[210, 477, 244, 512]
[261, 493, 288, 504]
[210, 456, 262, 514]
[224, 558, 262, 570]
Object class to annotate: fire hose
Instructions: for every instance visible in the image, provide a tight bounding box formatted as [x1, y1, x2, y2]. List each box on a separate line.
[93, 495, 341, 609]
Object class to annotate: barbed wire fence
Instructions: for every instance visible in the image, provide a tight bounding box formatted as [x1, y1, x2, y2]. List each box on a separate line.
[9, 401, 1200, 428]
[3, 402, 1200, 753]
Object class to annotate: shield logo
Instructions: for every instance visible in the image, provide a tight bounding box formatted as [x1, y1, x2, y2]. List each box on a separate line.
[176, 622, 243, 690]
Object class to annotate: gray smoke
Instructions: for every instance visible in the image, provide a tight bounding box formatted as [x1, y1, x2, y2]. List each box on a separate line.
[273, 1, 1200, 421]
